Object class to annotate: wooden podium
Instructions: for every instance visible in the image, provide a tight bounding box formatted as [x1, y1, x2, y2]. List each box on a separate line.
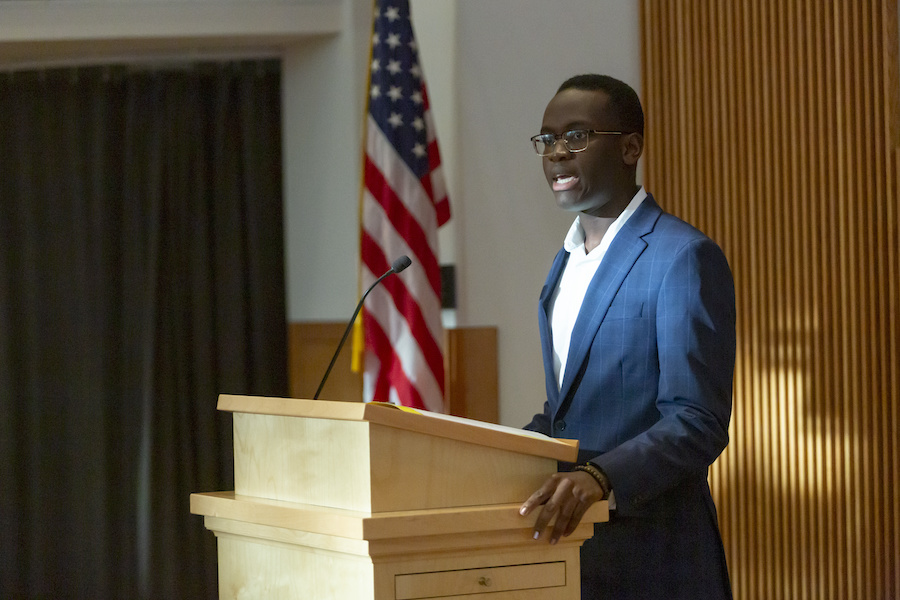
[190, 395, 608, 599]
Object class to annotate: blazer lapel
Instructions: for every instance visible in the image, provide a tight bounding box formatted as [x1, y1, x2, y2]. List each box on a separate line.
[557, 196, 663, 405]
[539, 248, 569, 406]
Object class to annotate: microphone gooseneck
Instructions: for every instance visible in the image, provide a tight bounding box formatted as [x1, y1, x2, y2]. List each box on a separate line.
[313, 255, 411, 400]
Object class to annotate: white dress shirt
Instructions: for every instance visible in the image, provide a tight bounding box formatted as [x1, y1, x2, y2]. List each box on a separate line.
[549, 187, 647, 389]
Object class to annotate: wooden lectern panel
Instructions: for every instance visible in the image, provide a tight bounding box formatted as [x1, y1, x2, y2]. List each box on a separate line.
[225, 395, 573, 512]
[192, 492, 606, 600]
[218, 394, 577, 461]
[193, 396, 606, 599]
[191, 492, 608, 542]
[393, 561, 565, 599]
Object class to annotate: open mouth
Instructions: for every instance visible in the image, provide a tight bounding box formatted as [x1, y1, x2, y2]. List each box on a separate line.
[552, 174, 579, 191]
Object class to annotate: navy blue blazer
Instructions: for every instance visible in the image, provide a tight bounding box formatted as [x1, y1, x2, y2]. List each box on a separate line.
[525, 195, 735, 599]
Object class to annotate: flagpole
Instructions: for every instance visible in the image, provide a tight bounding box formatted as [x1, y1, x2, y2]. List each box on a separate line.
[350, 0, 380, 378]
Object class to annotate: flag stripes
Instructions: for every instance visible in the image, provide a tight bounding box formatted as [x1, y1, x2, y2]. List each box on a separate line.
[360, 233, 445, 385]
[359, 0, 449, 412]
[363, 152, 441, 296]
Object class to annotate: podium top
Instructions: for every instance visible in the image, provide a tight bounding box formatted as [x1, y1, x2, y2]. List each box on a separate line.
[218, 394, 579, 463]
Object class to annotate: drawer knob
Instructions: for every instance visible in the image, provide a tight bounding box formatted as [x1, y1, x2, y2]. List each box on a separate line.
[477, 576, 492, 587]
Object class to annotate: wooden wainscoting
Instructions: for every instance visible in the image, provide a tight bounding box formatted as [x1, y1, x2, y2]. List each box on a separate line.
[444, 326, 499, 424]
[288, 323, 498, 422]
[288, 322, 362, 403]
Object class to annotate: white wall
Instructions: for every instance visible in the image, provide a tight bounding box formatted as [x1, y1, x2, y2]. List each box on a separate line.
[281, 0, 372, 323]
[0, 0, 641, 428]
[444, 1, 641, 426]
[283, 0, 641, 426]
[281, 0, 460, 324]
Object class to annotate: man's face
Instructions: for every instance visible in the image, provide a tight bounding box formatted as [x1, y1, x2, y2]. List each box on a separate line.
[540, 88, 625, 216]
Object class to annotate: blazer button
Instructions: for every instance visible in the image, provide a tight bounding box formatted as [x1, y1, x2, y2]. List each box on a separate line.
[555, 420, 566, 432]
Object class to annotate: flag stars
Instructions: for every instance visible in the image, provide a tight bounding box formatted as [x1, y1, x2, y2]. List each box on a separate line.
[388, 112, 404, 128]
[386, 33, 402, 49]
[386, 59, 402, 76]
[367, 3, 433, 170]
[387, 86, 403, 102]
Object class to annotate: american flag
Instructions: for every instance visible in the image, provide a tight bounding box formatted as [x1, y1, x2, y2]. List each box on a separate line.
[359, 0, 451, 411]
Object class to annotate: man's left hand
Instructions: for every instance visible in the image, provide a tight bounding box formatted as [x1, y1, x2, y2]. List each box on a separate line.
[519, 470, 604, 544]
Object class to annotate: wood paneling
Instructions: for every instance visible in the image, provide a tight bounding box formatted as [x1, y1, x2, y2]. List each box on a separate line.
[641, 1, 899, 598]
[445, 327, 499, 423]
[288, 323, 499, 421]
[289, 322, 363, 402]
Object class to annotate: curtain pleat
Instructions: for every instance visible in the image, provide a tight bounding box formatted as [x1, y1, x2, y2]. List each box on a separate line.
[0, 60, 287, 599]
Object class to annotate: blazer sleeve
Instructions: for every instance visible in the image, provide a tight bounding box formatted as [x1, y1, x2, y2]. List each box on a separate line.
[524, 401, 553, 436]
[590, 237, 736, 515]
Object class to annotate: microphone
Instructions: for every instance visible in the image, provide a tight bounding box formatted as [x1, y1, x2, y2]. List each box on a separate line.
[313, 255, 412, 400]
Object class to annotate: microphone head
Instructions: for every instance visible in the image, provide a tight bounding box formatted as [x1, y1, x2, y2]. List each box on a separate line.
[391, 255, 412, 274]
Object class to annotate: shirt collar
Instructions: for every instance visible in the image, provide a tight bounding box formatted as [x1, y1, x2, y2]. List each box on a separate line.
[563, 186, 648, 253]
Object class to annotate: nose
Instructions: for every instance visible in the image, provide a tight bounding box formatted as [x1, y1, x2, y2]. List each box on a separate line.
[546, 137, 572, 161]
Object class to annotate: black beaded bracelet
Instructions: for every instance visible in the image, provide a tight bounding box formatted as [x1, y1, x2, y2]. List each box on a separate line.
[573, 462, 612, 500]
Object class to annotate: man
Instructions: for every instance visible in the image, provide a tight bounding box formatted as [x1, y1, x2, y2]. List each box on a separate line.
[518, 74, 735, 599]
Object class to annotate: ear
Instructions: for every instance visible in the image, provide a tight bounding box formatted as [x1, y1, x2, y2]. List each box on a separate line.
[621, 132, 644, 166]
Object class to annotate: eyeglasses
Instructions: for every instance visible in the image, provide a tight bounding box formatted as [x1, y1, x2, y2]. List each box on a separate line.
[530, 129, 624, 156]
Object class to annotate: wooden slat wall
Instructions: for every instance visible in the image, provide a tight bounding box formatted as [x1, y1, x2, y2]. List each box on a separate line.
[641, 1, 899, 598]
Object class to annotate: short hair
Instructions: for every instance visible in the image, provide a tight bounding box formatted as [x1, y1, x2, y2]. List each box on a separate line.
[557, 74, 644, 136]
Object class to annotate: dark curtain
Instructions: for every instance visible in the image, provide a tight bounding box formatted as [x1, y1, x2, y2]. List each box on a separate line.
[0, 60, 288, 598]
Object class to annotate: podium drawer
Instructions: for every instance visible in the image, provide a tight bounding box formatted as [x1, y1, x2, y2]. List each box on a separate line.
[394, 561, 566, 599]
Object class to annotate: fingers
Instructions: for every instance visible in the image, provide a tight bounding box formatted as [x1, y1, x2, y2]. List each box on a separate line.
[559, 497, 590, 537]
[518, 475, 559, 517]
[520, 471, 602, 545]
[542, 479, 579, 544]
